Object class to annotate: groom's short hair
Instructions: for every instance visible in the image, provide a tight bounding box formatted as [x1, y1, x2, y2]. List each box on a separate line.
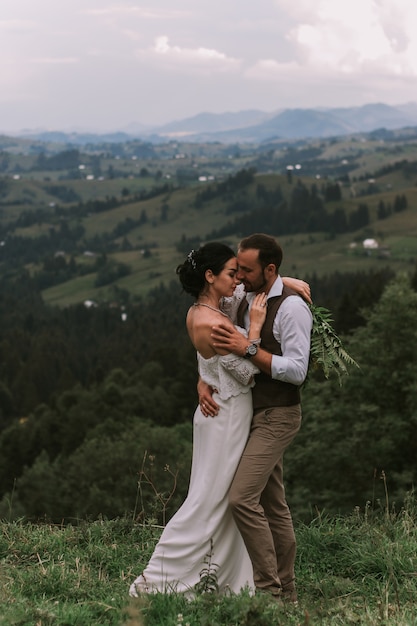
[239, 233, 283, 273]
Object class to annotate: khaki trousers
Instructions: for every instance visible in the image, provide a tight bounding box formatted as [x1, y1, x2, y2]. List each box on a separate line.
[229, 405, 301, 595]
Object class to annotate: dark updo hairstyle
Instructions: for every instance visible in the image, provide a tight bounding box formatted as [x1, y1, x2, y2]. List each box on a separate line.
[176, 242, 236, 299]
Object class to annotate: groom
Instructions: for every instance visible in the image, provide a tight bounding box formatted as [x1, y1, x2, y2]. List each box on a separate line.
[199, 233, 312, 603]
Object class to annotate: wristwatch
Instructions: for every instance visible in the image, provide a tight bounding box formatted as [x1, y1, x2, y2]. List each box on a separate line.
[244, 343, 258, 358]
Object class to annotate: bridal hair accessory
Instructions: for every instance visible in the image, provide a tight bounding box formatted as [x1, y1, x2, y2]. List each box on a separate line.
[187, 249, 197, 270]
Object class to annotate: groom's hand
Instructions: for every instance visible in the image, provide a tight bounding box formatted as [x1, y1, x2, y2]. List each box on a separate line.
[211, 323, 247, 357]
[197, 378, 219, 417]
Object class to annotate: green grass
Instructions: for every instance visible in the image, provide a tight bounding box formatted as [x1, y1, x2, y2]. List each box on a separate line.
[41, 222, 417, 307]
[41, 272, 106, 307]
[41, 246, 184, 306]
[1, 495, 417, 625]
[39, 170, 417, 307]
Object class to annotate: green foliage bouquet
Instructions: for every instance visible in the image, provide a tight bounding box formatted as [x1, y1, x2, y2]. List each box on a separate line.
[308, 304, 359, 385]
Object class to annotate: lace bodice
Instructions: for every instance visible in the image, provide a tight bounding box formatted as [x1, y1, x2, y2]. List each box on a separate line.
[197, 325, 259, 400]
[220, 284, 246, 324]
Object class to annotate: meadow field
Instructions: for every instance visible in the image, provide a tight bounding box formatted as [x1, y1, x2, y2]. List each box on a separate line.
[1, 493, 417, 626]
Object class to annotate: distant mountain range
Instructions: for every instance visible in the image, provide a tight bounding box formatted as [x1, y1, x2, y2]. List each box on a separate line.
[14, 102, 417, 146]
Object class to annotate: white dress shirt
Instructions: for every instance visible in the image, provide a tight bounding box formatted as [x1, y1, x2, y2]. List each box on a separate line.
[245, 276, 312, 386]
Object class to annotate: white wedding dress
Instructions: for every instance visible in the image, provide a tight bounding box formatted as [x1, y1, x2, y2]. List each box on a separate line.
[129, 337, 258, 597]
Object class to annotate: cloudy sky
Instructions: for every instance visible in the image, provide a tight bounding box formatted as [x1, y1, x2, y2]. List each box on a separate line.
[1, 0, 417, 133]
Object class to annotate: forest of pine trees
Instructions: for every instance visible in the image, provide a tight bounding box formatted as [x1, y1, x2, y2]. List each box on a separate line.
[1, 265, 416, 523]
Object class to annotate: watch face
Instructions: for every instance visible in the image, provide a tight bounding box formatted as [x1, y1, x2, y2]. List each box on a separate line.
[248, 344, 257, 356]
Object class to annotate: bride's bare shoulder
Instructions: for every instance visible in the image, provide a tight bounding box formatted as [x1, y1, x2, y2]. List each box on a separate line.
[187, 305, 232, 333]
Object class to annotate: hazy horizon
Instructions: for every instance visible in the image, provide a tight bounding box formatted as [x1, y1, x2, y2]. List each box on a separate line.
[2, 0, 417, 134]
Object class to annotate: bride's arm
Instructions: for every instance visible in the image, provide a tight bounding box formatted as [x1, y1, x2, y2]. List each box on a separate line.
[282, 276, 312, 303]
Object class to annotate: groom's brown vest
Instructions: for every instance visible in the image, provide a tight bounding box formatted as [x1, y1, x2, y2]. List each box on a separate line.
[237, 286, 301, 409]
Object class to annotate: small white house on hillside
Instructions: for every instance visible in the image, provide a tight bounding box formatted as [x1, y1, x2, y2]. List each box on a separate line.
[363, 238, 379, 250]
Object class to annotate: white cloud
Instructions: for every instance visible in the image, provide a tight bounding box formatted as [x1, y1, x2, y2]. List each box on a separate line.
[252, 0, 417, 80]
[136, 36, 241, 73]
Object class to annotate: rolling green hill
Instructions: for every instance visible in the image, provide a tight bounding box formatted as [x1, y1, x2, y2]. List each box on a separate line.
[39, 184, 417, 306]
[1, 131, 417, 306]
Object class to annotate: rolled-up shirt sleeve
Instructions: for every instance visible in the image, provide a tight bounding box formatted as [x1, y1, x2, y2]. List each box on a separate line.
[270, 296, 312, 385]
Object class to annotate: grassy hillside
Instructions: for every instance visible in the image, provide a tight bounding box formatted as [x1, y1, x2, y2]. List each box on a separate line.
[41, 175, 417, 306]
[1, 495, 416, 625]
[1, 132, 417, 306]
